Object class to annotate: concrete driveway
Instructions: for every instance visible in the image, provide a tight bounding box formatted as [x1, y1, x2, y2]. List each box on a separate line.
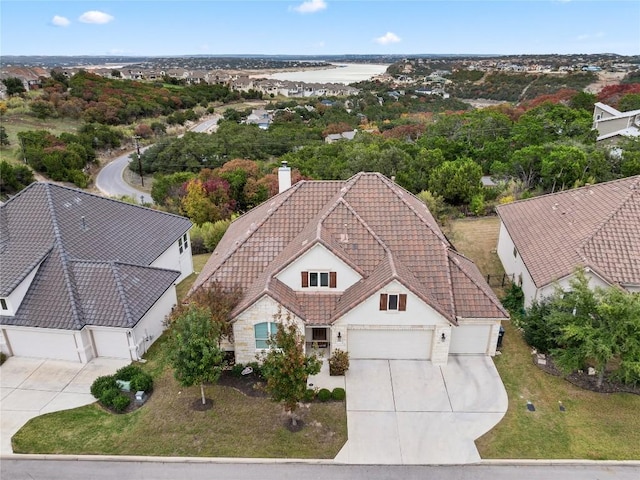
[0, 356, 130, 455]
[334, 356, 508, 465]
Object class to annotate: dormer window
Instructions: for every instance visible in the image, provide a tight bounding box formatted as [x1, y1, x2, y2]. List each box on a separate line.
[0, 298, 7, 311]
[301, 271, 337, 288]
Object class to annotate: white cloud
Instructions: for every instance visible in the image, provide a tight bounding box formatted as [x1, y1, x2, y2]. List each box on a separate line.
[78, 11, 114, 24]
[374, 32, 401, 45]
[51, 15, 70, 27]
[292, 0, 327, 14]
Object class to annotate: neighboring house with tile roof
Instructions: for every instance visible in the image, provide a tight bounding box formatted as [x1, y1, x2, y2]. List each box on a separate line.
[0, 183, 193, 363]
[593, 102, 640, 143]
[190, 168, 508, 366]
[496, 176, 640, 307]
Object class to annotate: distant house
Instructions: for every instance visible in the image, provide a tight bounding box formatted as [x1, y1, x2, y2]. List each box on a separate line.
[245, 109, 273, 129]
[190, 168, 507, 366]
[593, 102, 640, 143]
[0, 183, 193, 363]
[496, 176, 640, 307]
[325, 130, 357, 144]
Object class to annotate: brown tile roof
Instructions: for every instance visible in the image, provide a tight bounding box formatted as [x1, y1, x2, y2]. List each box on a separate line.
[496, 176, 640, 289]
[0, 183, 190, 330]
[192, 173, 507, 324]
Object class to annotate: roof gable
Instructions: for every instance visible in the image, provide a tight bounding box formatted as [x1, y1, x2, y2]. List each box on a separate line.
[497, 176, 640, 288]
[194, 173, 507, 324]
[0, 183, 190, 330]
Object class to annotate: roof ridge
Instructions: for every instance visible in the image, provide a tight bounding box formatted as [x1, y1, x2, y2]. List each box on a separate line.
[44, 184, 85, 330]
[110, 262, 136, 327]
[191, 182, 304, 293]
[375, 173, 450, 245]
[448, 249, 509, 317]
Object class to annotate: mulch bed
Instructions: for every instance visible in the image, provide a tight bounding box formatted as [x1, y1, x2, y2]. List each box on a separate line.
[533, 354, 640, 395]
[99, 390, 152, 414]
[191, 398, 214, 411]
[217, 370, 268, 398]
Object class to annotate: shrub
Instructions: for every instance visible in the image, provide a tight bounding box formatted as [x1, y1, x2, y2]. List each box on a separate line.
[130, 372, 154, 393]
[302, 388, 316, 403]
[469, 192, 485, 216]
[331, 387, 346, 401]
[111, 393, 131, 413]
[329, 349, 350, 376]
[246, 361, 263, 378]
[501, 283, 525, 316]
[90, 375, 118, 399]
[0, 352, 6, 365]
[518, 298, 561, 353]
[114, 364, 144, 382]
[98, 386, 120, 407]
[231, 363, 246, 378]
[317, 388, 332, 402]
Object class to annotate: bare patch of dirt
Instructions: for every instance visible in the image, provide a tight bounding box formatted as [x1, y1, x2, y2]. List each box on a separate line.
[191, 398, 214, 411]
[217, 371, 268, 398]
[533, 355, 640, 395]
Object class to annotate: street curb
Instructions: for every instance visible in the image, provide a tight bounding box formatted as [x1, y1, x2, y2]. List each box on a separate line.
[2, 454, 639, 467]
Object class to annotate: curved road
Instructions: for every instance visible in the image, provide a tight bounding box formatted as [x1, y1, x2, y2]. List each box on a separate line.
[95, 115, 222, 204]
[95, 149, 153, 204]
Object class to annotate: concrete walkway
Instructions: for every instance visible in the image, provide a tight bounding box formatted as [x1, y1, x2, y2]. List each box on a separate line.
[0, 357, 130, 455]
[334, 356, 508, 464]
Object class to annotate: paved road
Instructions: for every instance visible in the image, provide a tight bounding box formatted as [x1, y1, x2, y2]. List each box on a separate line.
[94, 149, 153, 204]
[95, 116, 221, 204]
[1, 459, 638, 480]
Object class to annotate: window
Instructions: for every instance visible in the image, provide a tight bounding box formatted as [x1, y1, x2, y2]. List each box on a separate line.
[183, 233, 188, 250]
[0, 298, 7, 311]
[513, 247, 517, 258]
[255, 322, 278, 349]
[301, 271, 337, 288]
[379, 293, 407, 311]
[312, 328, 327, 341]
[178, 236, 184, 254]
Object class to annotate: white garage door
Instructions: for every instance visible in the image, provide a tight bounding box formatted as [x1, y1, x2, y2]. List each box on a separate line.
[449, 324, 492, 354]
[92, 329, 130, 359]
[5, 329, 79, 361]
[348, 328, 433, 360]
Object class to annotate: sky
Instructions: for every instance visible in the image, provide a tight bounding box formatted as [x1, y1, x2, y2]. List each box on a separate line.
[1, 0, 639, 57]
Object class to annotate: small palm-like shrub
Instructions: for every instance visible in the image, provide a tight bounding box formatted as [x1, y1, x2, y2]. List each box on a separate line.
[329, 349, 350, 376]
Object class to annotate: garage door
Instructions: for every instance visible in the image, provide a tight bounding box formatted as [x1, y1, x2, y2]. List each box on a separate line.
[348, 328, 433, 360]
[5, 329, 79, 361]
[449, 324, 492, 354]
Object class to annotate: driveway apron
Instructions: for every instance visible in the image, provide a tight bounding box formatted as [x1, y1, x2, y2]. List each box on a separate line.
[335, 356, 508, 465]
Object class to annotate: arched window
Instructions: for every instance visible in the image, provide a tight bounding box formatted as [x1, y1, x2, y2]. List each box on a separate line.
[254, 322, 278, 349]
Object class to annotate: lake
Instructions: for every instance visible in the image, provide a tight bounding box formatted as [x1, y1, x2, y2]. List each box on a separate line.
[264, 63, 389, 85]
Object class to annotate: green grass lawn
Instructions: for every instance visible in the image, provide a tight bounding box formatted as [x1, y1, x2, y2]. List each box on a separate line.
[450, 216, 640, 460]
[12, 366, 347, 458]
[175, 253, 211, 301]
[12, 250, 347, 458]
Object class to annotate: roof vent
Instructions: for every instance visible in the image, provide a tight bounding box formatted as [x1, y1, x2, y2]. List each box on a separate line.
[81, 216, 87, 231]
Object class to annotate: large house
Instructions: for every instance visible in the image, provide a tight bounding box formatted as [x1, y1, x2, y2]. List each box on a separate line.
[593, 102, 640, 143]
[0, 183, 193, 363]
[190, 167, 508, 365]
[496, 176, 640, 307]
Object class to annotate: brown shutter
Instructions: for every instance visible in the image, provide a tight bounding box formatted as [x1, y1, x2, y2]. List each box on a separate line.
[329, 271, 337, 288]
[379, 293, 388, 311]
[399, 294, 407, 311]
[301, 271, 309, 288]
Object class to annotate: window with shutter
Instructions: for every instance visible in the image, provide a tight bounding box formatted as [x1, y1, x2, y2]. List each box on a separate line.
[301, 271, 309, 287]
[329, 271, 337, 288]
[399, 293, 407, 311]
[380, 293, 388, 310]
[301, 271, 335, 288]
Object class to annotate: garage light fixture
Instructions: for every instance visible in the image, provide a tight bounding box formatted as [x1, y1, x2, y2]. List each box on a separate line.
[337, 331, 342, 341]
[441, 332, 446, 342]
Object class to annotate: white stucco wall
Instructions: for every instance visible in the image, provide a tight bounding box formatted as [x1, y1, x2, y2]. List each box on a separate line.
[4, 260, 43, 316]
[535, 271, 611, 304]
[276, 243, 362, 291]
[0, 326, 90, 362]
[232, 296, 305, 364]
[497, 221, 538, 307]
[131, 285, 178, 358]
[151, 232, 194, 283]
[333, 279, 453, 364]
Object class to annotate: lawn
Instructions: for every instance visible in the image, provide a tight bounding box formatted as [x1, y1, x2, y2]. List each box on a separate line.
[449, 216, 640, 460]
[175, 253, 211, 301]
[12, 256, 348, 458]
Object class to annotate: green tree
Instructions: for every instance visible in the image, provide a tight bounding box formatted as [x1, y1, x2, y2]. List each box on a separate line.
[167, 304, 225, 405]
[617, 93, 640, 112]
[428, 157, 482, 205]
[2, 77, 26, 96]
[259, 310, 322, 428]
[550, 270, 640, 388]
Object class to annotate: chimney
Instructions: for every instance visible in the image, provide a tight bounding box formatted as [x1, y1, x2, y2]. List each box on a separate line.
[278, 161, 291, 193]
